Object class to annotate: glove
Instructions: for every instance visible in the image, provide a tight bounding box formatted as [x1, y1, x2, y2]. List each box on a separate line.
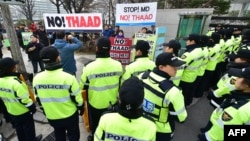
[28, 103, 37, 114]
[77, 105, 84, 116]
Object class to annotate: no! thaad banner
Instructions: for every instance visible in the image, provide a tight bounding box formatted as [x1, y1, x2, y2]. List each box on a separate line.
[43, 13, 103, 32]
[110, 37, 132, 65]
[116, 2, 157, 26]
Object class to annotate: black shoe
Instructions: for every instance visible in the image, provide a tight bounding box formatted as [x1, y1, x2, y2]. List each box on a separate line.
[36, 134, 43, 141]
[87, 135, 93, 141]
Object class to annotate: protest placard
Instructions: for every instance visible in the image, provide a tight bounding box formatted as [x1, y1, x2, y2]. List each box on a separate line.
[116, 2, 157, 26]
[110, 37, 132, 65]
[43, 13, 103, 32]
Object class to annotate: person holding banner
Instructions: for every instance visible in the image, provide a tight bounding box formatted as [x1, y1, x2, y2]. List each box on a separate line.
[80, 37, 123, 141]
[54, 30, 83, 76]
[121, 40, 155, 84]
[0, 57, 42, 141]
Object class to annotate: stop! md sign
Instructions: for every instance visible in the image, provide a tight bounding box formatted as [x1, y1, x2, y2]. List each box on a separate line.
[43, 13, 103, 32]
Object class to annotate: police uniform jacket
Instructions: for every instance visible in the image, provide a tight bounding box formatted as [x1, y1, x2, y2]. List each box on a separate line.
[121, 55, 155, 84]
[80, 56, 123, 109]
[206, 91, 250, 141]
[139, 68, 187, 133]
[94, 112, 156, 141]
[33, 64, 83, 120]
[0, 72, 34, 116]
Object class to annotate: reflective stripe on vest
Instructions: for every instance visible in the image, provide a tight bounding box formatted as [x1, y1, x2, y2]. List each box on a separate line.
[205, 132, 213, 141]
[39, 96, 71, 103]
[1, 97, 19, 103]
[88, 83, 119, 91]
[169, 106, 185, 116]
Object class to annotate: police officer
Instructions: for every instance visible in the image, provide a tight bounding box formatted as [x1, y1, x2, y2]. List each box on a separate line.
[33, 47, 83, 141]
[0, 57, 42, 141]
[208, 46, 250, 107]
[180, 34, 203, 106]
[80, 37, 123, 141]
[94, 77, 156, 141]
[121, 40, 155, 84]
[163, 39, 185, 86]
[199, 66, 250, 141]
[139, 52, 187, 141]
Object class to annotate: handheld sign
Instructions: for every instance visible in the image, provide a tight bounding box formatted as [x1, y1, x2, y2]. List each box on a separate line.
[116, 2, 157, 26]
[43, 13, 103, 32]
[110, 37, 132, 65]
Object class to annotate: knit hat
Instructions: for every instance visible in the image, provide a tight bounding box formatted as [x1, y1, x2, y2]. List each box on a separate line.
[96, 37, 111, 52]
[156, 52, 186, 67]
[119, 77, 144, 111]
[135, 40, 150, 55]
[0, 57, 19, 76]
[40, 46, 59, 63]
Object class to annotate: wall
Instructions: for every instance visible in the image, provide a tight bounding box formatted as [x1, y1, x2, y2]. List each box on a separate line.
[121, 8, 214, 43]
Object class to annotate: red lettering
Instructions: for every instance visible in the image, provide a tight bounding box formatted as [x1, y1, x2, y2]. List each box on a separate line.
[66, 15, 101, 27]
[65, 16, 73, 27]
[80, 16, 86, 27]
[87, 16, 93, 27]
[93, 16, 101, 27]
[132, 14, 153, 21]
[120, 15, 130, 21]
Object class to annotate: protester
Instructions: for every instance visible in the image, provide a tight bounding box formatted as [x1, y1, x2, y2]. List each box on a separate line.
[25, 34, 44, 74]
[53, 30, 82, 76]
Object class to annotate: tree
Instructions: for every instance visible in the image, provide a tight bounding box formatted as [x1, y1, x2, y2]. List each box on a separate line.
[16, 0, 36, 21]
[50, 0, 95, 13]
[49, 0, 63, 13]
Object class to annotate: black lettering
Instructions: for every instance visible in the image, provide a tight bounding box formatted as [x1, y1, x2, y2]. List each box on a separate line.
[55, 16, 63, 27]
[46, 16, 55, 27]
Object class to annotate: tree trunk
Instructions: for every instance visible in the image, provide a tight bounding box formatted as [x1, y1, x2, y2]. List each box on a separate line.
[0, 4, 27, 74]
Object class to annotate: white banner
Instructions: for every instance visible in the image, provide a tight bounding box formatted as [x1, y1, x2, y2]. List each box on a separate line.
[43, 13, 103, 32]
[116, 2, 157, 26]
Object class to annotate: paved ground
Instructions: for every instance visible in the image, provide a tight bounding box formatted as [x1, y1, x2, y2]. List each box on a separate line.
[0, 47, 215, 141]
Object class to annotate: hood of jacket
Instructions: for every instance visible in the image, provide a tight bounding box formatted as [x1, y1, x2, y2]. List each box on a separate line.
[53, 39, 67, 49]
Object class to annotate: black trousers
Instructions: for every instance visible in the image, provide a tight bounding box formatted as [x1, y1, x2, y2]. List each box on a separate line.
[194, 76, 204, 98]
[48, 111, 80, 141]
[10, 112, 36, 141]
[156, 132, 173, 141]
[179, 80, 197, 106]
[88, 104, 108, 135]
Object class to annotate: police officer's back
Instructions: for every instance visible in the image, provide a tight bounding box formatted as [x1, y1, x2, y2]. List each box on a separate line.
[33, 46, 83, 141]
[80, 36, 123, 140]
[94, 77, 156, 141]
[121, 40, 155, 84]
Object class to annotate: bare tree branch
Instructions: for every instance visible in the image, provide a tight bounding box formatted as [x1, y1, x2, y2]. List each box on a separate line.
[16, 0, 36, 21]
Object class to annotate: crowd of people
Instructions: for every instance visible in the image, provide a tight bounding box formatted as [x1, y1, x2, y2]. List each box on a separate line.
[0, 23, 250, 141]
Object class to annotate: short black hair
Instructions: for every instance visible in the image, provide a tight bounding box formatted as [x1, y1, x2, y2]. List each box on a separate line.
[56, 30, 65, 39]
